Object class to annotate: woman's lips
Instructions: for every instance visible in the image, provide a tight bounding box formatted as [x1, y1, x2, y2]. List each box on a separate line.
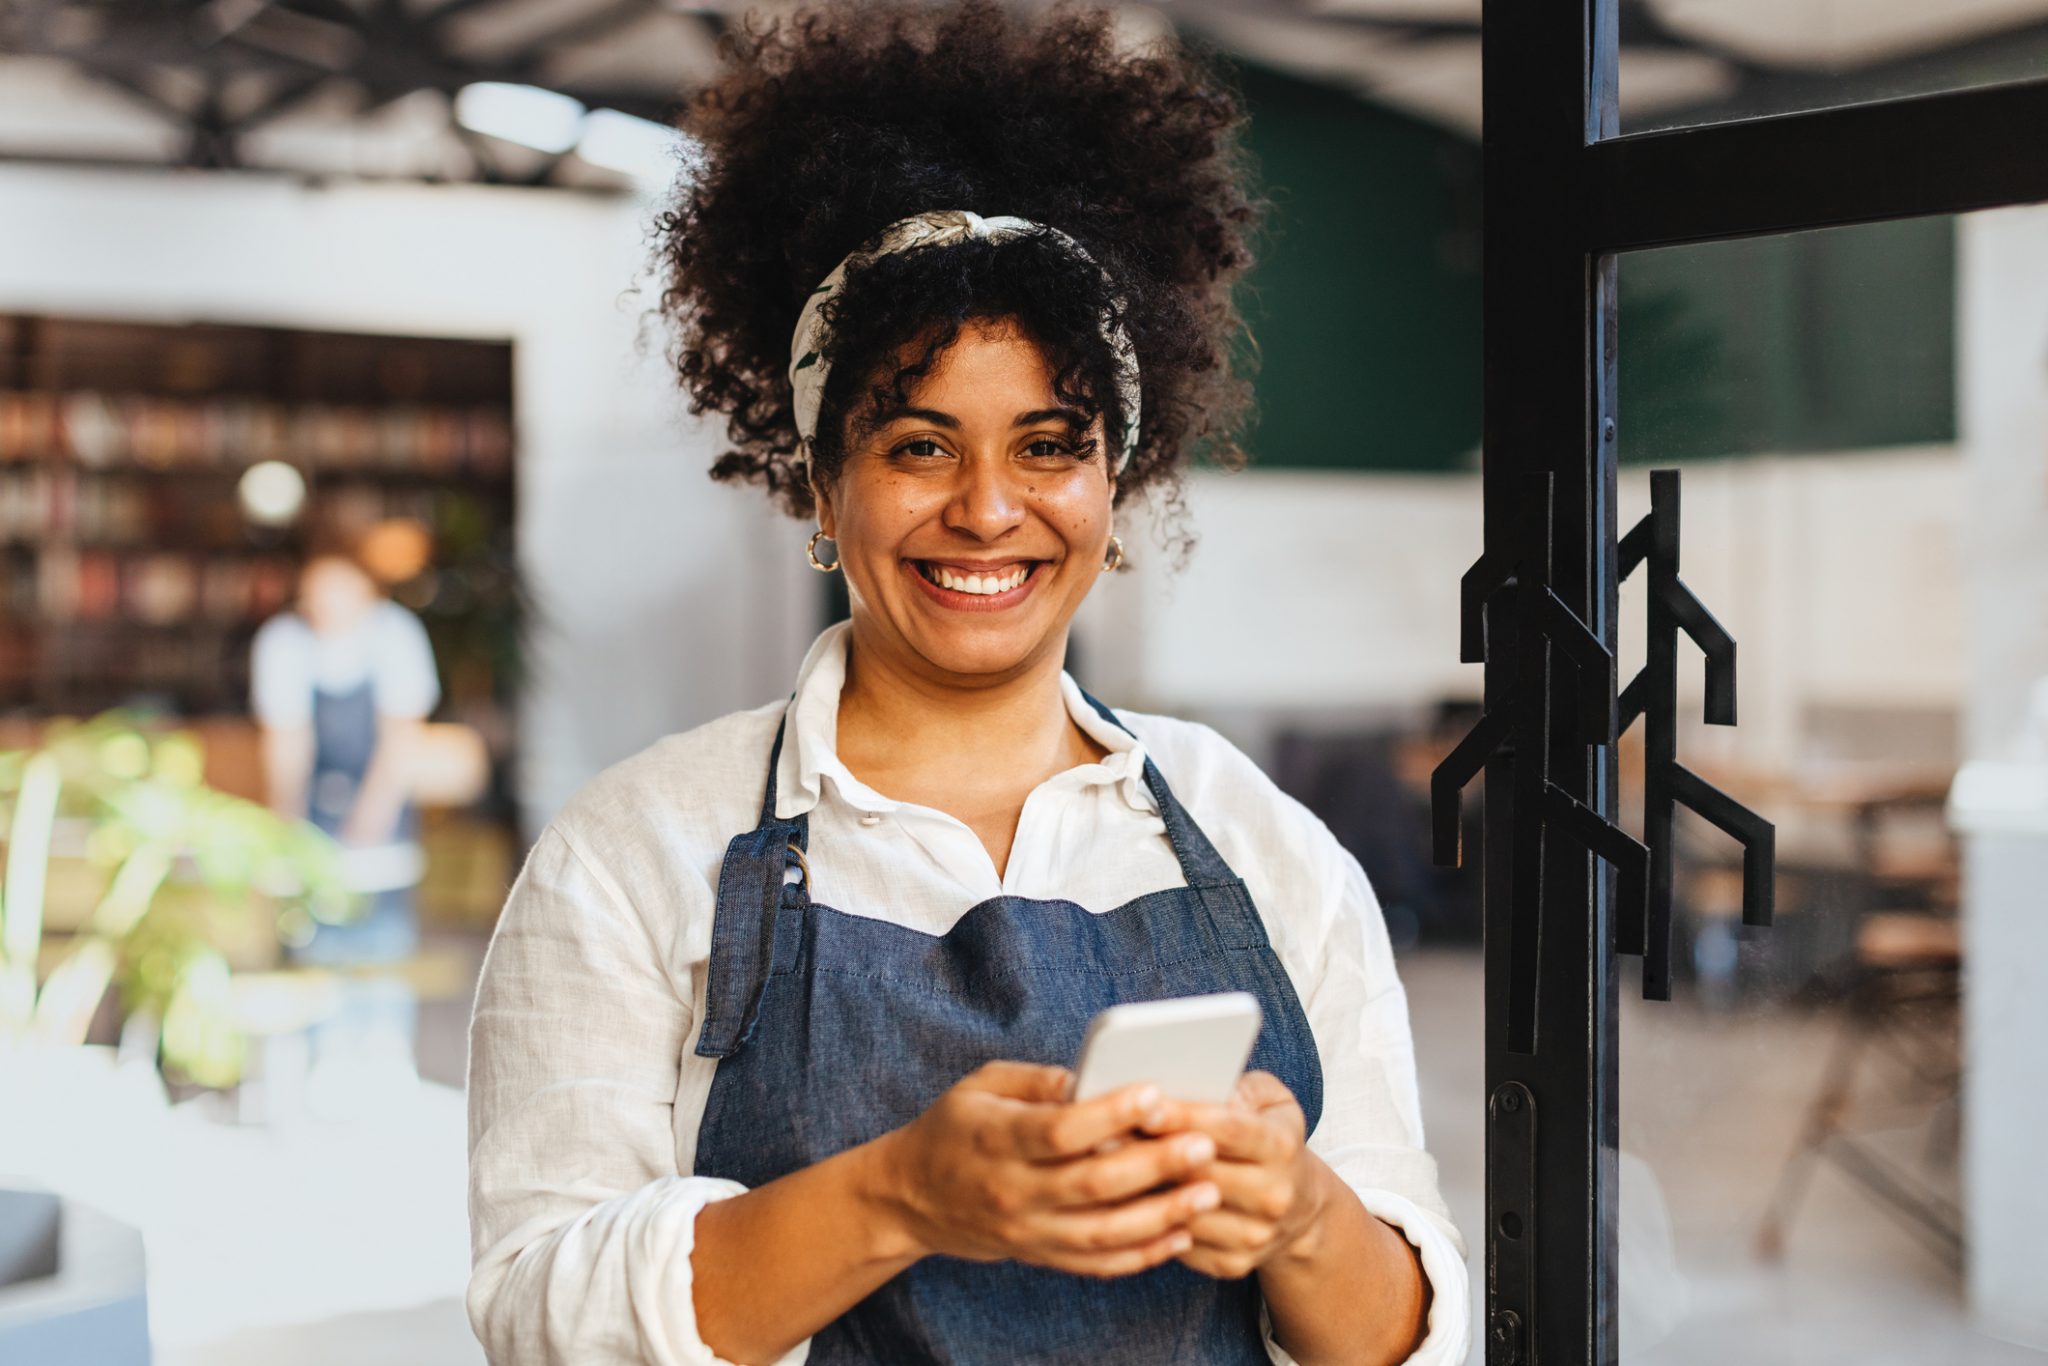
[903, 559, 1045, 612]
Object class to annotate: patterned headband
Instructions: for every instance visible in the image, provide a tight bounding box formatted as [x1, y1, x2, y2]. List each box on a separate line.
[787, 209, 1143, 477]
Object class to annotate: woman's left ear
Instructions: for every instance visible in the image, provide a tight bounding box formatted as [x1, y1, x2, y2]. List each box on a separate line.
[810, 476, 835, 538]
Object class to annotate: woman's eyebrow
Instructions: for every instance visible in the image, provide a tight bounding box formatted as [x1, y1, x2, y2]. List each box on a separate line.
[874, 405, 1085, 428]
[1012, 407, 1088, 428]
[875, 405, 961, 429]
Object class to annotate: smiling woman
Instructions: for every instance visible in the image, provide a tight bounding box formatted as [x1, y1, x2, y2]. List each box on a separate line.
[463, 4, 1470, 1366]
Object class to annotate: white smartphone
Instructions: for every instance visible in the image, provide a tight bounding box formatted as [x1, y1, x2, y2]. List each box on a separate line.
[1070, 991, 1263, 1104]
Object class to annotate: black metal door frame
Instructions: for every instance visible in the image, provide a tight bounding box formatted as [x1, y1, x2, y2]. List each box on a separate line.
[1467, 7, 2048, 1364]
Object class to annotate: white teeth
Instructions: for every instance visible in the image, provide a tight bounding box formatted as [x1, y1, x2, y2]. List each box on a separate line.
[928, 565, 1029, 595]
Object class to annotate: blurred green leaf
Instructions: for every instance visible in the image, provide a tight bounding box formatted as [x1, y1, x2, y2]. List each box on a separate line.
[2, 711, 359, 1087]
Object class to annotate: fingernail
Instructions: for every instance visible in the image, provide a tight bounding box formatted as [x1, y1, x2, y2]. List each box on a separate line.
[1183, 1135, 1216, 1165]
[1171, 1231, 1194, 1252]
[1191, 1183, 1221, 1212]
[1134, 1085, 1161, 1111]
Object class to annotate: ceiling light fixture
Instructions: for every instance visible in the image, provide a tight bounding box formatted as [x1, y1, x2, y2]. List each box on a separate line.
[577, 109, 694, 184]
[453, 81, 586, 154]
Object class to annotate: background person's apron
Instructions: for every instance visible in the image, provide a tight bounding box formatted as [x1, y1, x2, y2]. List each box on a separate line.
[692, 697, 1326, 1364]
[286, 677, 421, 1075]
[293, 677, 422, 961]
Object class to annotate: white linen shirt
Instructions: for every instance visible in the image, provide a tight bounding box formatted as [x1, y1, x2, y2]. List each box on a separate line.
[466, 621, 1470, 1366]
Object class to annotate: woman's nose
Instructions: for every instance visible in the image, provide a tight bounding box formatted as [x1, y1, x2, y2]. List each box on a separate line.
[942, 454, 1029, 540]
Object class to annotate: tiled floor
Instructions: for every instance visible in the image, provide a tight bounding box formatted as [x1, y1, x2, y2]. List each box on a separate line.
[116, 940, 2048, 1363]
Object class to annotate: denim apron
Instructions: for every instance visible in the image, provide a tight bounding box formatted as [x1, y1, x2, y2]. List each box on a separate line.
[691, 695, 1325, 1364]
[293, 678, 420, 963]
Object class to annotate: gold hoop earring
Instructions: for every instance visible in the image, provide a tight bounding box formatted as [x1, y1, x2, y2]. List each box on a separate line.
[1103, 534, 1125, 573]
[807, 529, 841, 573]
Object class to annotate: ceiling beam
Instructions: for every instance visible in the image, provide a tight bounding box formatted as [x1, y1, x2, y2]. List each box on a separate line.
[1640, 16, 2048, 129]
[504, 0, 653, 72]
[1587, 75, 2048, 251]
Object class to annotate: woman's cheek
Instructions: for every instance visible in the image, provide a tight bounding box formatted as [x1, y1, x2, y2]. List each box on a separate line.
[1031, 477, 1112, 541]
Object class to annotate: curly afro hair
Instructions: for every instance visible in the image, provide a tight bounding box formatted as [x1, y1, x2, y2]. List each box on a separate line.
[655, 0, 1263, 527]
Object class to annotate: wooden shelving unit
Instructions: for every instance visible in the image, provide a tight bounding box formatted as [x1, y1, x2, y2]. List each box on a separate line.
[0, 315, 518, 723]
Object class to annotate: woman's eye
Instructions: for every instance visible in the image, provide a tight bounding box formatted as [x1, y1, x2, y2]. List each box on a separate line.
[1025, 438, 1075, 458]
[895, 439, 946, 459]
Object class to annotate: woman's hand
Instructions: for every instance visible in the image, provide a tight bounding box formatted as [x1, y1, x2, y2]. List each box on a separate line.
[1148, 1070, 1329, 1280]
[871, 1059, 1225, 1278]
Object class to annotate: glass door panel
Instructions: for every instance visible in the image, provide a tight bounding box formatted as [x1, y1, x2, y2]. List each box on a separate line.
[1613, 206, 2048, 1362]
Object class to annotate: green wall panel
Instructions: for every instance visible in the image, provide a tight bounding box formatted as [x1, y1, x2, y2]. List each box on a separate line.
[1234, 64, 1483, 473]
[1231, 62, 1955, 473]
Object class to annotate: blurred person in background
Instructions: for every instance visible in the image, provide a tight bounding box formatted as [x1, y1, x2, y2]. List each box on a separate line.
[465, 4, 1468, 1364]
[253, 529, 441, 1096]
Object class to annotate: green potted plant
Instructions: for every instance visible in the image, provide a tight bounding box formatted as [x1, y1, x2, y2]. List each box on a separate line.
[0, 713, 356, 1088]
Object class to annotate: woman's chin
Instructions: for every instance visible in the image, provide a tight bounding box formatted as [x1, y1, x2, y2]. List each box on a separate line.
[869, 602, 1061, 680]
[903, 622, 1056, 680]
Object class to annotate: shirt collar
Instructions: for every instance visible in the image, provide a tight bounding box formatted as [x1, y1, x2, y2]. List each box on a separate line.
[772, 620, 1154, 821]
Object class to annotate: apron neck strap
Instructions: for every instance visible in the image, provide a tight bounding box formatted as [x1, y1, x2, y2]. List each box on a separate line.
[698, 704, 808, 1061]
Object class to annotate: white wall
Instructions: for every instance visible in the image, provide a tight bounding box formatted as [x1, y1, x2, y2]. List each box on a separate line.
[1960, 205, 2048, 762]
[1074, 470, 1478, 717]
[0, 164, 818, 837]
[1956, 202, 2048, 1350]
[1617, 447, 1965, 768]
[1080, 448, 1967, 769]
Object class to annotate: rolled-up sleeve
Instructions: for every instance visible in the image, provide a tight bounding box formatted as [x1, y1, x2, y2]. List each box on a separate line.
[465, 823, 798, 1365]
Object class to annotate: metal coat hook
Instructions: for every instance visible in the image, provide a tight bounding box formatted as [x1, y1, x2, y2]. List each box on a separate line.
[1432, 473, 1649, 1055]
[1615, 469, 1776, 1000]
